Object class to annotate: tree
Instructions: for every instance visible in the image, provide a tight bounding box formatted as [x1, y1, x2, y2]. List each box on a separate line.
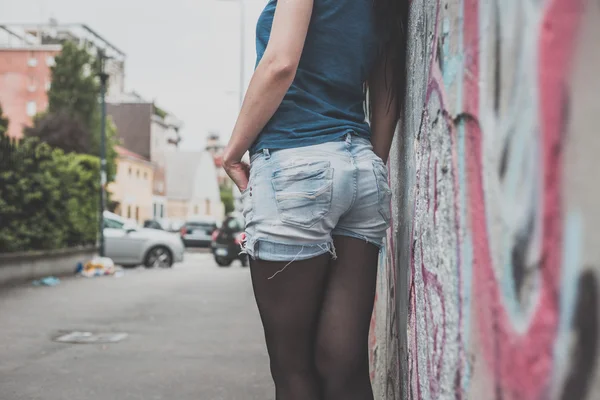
[0, 137, 100, 252]
[0, 103, 8, 135]
[220, 186, 235, 214]
[24, 111, 90, 153]
[47, 41, 99, 130]
[25, 41, 118, 181]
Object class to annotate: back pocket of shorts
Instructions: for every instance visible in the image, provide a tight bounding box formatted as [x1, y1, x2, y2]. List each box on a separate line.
[272, 160, 333, 228]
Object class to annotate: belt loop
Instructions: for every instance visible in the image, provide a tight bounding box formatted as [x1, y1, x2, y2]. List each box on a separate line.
[263, 148, 271, 160]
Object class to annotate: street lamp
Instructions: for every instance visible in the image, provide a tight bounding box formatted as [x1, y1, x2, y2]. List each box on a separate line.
[97, 50, 109, 257]
[219, 0, 246, 107]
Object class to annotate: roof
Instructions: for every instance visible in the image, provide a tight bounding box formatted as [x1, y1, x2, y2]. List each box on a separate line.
[115, 145, 150, 163]
[165, 151, 221, 202]
[0, 23, 126, 61]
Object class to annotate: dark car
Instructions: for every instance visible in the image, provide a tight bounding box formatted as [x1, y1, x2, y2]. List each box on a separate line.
[211, 214, 248, 267]
[143, 219, 164, 230]
[181, 217, 218, 248]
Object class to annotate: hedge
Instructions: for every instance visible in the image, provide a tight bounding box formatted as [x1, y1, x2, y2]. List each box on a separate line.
[0, 135, 100, 253]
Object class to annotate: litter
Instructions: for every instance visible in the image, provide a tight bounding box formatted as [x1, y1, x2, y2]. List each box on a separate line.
[32, 276, 60, 286]
[114, 270, 125, 278]
[79, 257, 118, 278]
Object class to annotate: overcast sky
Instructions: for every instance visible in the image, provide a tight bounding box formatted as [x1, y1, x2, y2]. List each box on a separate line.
[0, 0, 266, 150]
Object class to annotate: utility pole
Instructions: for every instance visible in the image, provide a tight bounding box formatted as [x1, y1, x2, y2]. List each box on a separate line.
[239, 0, 245, 107]
[218, 0, 246, 107]
[98, 50, 109, 257]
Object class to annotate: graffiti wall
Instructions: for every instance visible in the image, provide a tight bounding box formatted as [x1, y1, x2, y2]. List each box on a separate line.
[370, 0, 600, 399]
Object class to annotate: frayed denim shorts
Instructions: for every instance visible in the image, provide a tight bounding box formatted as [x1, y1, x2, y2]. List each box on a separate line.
[241, 133, 391, 262]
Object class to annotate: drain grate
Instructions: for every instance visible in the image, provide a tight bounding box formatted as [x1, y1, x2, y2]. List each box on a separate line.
[54, 331, 128, 344]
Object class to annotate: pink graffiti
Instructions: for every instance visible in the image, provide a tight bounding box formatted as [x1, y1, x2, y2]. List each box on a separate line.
[409, 62, 463, 399]
[464, 0, 585, 398]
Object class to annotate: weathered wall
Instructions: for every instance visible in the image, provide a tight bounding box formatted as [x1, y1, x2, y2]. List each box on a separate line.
[370, 0, 600, 399]
[0, 247, 97, 287]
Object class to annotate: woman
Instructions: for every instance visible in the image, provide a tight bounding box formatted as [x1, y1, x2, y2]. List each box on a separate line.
[223, 0, 406, 398]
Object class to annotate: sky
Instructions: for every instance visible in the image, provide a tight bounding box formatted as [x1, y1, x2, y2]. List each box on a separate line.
[0, 0, 266, 150]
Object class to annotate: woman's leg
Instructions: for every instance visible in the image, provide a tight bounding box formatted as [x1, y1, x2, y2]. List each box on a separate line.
[315, 236, 379, 400]
[250, 253, 331, 400]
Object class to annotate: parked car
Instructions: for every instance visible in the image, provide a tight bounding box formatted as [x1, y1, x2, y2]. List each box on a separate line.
[211, 214, 248, 267]
[159, 218, 185, 233]
[143, 219, 165, 230]
[103, 211, 185, 268]
[180, 216, 218, 248]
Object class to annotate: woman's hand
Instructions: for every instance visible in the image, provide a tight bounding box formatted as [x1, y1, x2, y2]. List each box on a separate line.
[223, 153, 251, 192]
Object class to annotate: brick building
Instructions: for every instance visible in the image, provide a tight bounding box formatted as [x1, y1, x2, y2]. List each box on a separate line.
[0, 46, 60, 138]
[0, 23, 125, 138]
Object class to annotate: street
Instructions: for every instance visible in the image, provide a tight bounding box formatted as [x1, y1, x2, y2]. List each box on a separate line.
[0, 251, 273, 400]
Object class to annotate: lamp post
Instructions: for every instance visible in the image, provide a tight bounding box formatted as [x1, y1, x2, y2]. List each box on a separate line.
[238, 0, 245, 107]
[219, 0, 246, 107]
[98, 50, 109, 257]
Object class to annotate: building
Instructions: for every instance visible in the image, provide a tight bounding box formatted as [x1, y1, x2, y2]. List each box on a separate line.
[152, 166, 167, 220]
[106, 92, 182, 164]
[165, 151, 224, 221]
[106, 92, 182, 219]
[108, 146, 155, 224]
[205, 132, 230, 188]
[0, 22, 126, 139]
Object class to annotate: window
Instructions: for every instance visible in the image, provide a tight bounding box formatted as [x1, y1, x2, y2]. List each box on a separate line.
[136, 169, 140, 178]
[205, 199, 211, 215]
[26, 101, 37, 117]
[225, 217, 244, 232]
[127, 205, 131, 219]
[160, 204, 164, 218]
[194, 205, 199, 215]
[186, 222, 216, 233]
[135, 206, 140, 221]
[45, 81, 52, 91]
[144, 220, 162, 229]
[104, 218, 125, 229]
[28, 57, 38, 67]
[128, 167, 132, 176]
[153, 203, 157, 218]
[46, 56, 55, 66]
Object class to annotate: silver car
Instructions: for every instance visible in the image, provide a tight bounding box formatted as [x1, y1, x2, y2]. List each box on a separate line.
[103, 211, 185, 268]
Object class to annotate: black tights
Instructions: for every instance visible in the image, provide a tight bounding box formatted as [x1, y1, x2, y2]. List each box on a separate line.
[250, 236, 378, 400]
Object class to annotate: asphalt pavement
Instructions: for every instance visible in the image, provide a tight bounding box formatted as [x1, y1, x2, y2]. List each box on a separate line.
[0, 251, 273, 400]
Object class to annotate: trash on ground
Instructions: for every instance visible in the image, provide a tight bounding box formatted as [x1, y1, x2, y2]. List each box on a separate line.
[79, 257, 118, 278]
[32, 276, 60, 286]
[74, 262, 84, 274]
[114, 270, 125, 278]
[54, 331, 128, 344]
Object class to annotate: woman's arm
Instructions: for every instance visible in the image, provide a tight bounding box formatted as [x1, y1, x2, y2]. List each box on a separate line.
[368, 53, 400, 164]
[223, 0, 314, 190]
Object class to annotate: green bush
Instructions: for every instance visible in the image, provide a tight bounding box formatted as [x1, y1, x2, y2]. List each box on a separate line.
[220, 186, 235, 215]
[0, 136, 99, 253]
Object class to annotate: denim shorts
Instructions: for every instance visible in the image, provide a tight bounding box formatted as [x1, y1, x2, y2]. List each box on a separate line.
[241, 133, 391, 262]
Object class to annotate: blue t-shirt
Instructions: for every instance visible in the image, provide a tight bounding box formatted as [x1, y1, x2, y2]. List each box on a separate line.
[251, 0, 380, 154]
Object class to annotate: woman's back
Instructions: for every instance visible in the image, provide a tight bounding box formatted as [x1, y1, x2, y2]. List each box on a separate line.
[223, 1, 404, 398]
[253, 0, 380, 153]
